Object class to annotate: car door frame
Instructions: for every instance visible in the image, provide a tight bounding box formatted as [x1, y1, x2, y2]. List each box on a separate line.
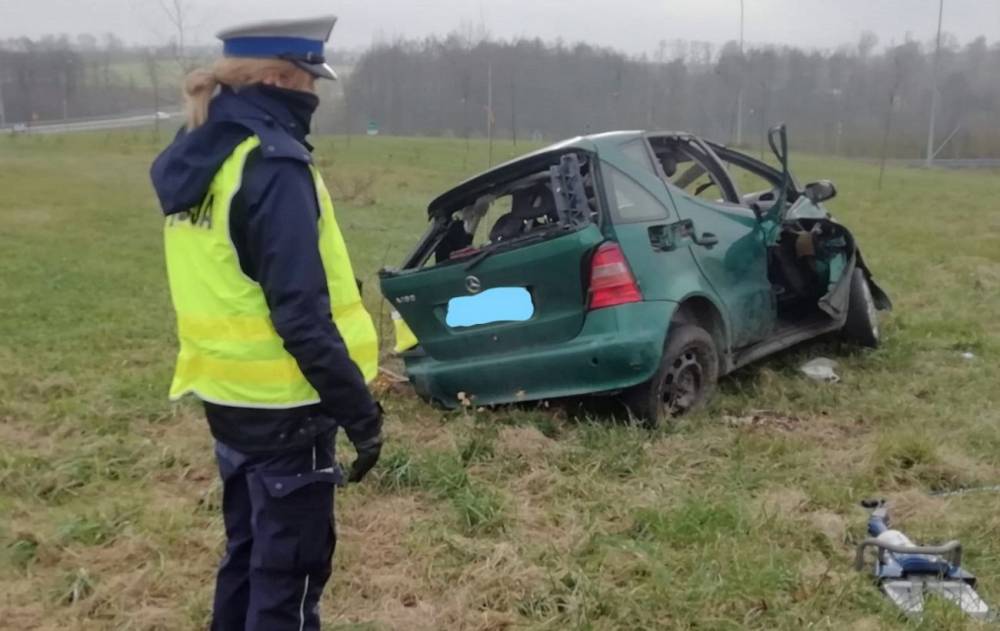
[652, 134, 743, 204]
[705, 142, 800, 193]
[703, 141, 804, 218]
[642, 132, 777, 349]
[598, 138, 725, 307]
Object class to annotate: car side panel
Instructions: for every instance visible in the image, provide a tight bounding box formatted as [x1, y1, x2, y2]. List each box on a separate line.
[613, 221, 731, 340]
[666, 192, 774, 348]
[598, 144, 735, 351]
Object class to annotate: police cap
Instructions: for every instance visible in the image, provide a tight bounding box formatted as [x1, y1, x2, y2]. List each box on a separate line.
[217, 15, 339, 80]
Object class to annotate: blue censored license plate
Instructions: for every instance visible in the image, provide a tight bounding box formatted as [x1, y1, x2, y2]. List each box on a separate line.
[446, 287, 534, 328]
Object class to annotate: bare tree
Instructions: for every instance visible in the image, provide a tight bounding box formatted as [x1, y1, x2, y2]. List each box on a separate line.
[0, 55, 7, 127]
[858, 31, 879, 59]
[145, 47, 162, 135]
[878, 48, 915, 190]
[156, 0, 195, 71]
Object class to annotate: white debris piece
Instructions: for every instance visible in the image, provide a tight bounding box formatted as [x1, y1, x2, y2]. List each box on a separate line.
[799, 357, 840, 383]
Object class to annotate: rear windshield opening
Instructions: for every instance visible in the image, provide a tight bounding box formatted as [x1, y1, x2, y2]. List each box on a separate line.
[418, 153, 598, 269]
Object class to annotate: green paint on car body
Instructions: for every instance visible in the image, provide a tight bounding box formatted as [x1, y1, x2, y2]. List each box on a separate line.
[380, 129, 890, 412]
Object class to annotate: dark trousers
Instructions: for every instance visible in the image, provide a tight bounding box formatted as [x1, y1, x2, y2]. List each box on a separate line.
[211, 433, 342, 631]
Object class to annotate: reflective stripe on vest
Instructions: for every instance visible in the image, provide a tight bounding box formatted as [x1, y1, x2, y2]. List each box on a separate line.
[164, 135, 378, 408]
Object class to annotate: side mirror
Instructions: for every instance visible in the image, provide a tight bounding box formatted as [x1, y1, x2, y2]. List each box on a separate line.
[803, 180, 837, 204]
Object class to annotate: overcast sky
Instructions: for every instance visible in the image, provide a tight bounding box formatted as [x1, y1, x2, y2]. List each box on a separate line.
[1, 0, 998, 54]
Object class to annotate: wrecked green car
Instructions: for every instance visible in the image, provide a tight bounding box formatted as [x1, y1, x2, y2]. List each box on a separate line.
[379, 126, 890, 425]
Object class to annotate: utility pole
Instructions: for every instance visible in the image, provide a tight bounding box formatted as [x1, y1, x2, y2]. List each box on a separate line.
[147, 48, 161, 137]
[487, 62, 495, 167]
[759, 79, 769, 159]
[510, 77, 517, 147]
[735, 0, 745, 146]
[61, 57, 72, 120]
[925, 0, 944, 167]
[0, 78, 6, 128]
[879, 82, 900, 191]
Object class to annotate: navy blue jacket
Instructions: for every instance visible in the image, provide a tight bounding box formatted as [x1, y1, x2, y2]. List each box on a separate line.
[151, 85, 379, 452]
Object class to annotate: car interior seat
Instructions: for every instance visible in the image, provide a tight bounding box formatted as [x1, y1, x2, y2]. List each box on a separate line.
[489, 183, 556, 243]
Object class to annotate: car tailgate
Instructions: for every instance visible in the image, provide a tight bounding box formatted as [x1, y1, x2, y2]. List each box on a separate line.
[381, 224, 604, 361]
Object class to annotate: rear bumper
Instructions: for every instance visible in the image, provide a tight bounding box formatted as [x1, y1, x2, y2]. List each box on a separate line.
[402, 301, 676, 408]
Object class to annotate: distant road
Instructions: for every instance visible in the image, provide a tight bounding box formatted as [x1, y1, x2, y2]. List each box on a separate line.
[3, 111, 181, 135]
[895, 158, 1000, 169]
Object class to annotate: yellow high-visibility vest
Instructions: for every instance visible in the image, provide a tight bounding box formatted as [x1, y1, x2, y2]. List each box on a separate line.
[391, 309, 419, 353]
[164, 136, 378, 407]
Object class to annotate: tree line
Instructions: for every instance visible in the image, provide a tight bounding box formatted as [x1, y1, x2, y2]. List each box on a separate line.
[344, 33, 1000, 158]
[0, 35, 172, 125]
[2, 30, 998, 159]
[0, 34, 355, 131]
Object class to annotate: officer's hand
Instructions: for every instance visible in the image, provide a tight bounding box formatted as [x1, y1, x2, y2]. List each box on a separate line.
[348, 403, 384, 484]
[348, 434, 382, 483]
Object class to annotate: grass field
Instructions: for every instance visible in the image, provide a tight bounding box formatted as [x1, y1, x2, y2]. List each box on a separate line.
[1, 129, 999, 630]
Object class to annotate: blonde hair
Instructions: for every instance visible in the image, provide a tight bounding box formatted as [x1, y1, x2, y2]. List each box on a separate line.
[183, 58, 314, 130]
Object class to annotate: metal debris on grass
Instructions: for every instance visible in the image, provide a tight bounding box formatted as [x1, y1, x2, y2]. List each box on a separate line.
[930, 484, 1000, 498]
[855, 499, 991, 620]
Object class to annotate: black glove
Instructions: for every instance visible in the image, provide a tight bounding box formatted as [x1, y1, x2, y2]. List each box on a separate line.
[348, 404, 384, 483]
[348, 434, 382, 483]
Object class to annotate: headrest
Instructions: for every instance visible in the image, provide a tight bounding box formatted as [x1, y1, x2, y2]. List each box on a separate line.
[511, 184, 555, 219]
[660, 154, 678, 178]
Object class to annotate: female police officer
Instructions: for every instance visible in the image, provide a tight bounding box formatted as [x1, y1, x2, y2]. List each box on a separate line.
[150, 16, 382, 631]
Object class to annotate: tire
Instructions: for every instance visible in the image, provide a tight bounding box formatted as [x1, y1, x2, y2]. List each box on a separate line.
[623, 324, 719, 428]
[842, 268, 881, 348]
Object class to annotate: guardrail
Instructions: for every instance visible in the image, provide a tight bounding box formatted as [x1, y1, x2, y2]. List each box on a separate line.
[909, 158, 1000, 169]
[3, 111, 180, 135]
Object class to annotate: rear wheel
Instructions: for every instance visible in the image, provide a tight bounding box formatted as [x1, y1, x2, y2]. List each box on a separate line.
[623, 324, 719, 428]
[842, 268, 880, 348]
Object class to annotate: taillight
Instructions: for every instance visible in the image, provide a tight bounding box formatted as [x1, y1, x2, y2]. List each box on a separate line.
[588, 242, 642, 310]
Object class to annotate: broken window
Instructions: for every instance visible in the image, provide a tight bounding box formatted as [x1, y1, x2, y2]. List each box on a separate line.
[725, 162, 771, 197]
[423, 153, 597, 267]
[648, 137, 739, 204]
[707, 145, 798, 216]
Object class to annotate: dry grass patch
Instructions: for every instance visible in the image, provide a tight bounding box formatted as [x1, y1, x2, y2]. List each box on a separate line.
[496, 425, 558, 460]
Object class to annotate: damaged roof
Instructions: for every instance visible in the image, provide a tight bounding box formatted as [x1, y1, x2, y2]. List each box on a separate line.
[427, 131, 645, 216]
